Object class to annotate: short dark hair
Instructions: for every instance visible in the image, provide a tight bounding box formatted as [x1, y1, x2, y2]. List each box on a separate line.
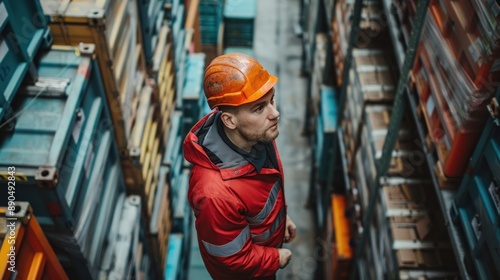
[218, 105, 240, 115]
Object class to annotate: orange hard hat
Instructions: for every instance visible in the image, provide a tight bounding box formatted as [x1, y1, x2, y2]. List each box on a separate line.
[203, 53, 278, 109]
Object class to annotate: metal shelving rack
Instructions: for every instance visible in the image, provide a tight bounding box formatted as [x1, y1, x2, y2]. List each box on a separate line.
[339, 0, 429, 279]
[303, 0, 338, 233]
[379, 0, 473, 278]
[406, 87, 472, 280]
[322, 0, 474, 279]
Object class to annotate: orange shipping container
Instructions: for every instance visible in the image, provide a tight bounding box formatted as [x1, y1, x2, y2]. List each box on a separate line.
[1, 202, 68, 280]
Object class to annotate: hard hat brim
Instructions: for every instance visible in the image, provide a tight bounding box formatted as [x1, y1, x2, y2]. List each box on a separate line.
[237, 74, 278, 106]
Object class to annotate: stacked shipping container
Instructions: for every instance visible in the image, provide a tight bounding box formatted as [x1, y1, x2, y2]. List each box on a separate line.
[0, 0, 211, 279]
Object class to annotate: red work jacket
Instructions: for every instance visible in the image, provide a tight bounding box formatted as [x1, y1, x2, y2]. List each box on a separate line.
[183, 111, 287, 280]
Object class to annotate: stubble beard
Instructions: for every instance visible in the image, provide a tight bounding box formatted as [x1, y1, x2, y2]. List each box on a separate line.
[241, 127, 279, 144]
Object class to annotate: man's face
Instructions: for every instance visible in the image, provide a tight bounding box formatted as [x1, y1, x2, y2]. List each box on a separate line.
[234, 88, 280, 144]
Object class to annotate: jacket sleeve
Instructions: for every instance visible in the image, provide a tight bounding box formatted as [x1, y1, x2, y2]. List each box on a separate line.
[193, 195, 281, 278]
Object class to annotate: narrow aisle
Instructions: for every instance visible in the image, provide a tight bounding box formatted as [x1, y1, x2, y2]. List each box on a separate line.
[188, 1, 317, 279]
[255, 0, 318, 279]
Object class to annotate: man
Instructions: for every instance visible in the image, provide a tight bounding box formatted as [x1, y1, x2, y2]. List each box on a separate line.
[183, 53, 296, 279]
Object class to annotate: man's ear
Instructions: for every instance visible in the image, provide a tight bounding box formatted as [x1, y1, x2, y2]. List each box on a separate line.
[220, 112, 237, 129]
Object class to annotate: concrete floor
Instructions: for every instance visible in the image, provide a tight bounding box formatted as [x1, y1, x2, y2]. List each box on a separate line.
[254, 0, 318, 279]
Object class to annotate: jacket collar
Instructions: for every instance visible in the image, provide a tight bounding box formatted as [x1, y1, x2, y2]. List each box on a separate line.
[189, 111, 281, 180]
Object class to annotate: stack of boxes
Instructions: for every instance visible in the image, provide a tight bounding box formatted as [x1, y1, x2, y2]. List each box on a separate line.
[331, 1, 388, 87]
[343, 49, 396, 169]
[321, 0, 500, 278]
[375, 179, 457, 279]
[411, 0, 499, 181]
[326, 0, 462, 278]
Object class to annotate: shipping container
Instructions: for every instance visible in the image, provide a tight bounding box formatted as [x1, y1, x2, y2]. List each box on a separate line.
[0, 202, 68, 280]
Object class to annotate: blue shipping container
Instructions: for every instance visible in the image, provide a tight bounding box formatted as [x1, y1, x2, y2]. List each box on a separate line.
[0, 0, 52, 121]
[0, 45, 120, 235]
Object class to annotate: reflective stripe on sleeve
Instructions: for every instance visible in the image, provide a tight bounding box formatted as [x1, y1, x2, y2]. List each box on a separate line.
[251, 207, 286, 243]
[245, 180, 282, 225]
[202, 225, 251, 257]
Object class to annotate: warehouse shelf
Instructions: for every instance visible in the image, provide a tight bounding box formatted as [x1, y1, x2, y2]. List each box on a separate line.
[376, 0, 473, 278]
[406, 88, 472, 280]
[323, 0, 333, 36]
[449, 92, 500, 279]
[380, 0, 405, 69]
[328, 0, 466, 279]
[310, 172, 326, 230]
[337, 128, 351, 195]
[302, 0, 323, 76]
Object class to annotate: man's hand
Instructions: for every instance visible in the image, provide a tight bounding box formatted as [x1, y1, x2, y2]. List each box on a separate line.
[278, 248, 292, 268]
[284, 215, 296, 243]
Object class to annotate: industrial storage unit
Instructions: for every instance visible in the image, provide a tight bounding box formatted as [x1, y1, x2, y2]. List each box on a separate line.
[303, 0, 500, 279]
[0, 0, 207, 278]
[2, 0, 500, 279]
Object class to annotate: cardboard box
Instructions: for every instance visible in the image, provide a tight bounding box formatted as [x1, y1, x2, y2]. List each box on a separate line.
[358, 70, 395, 89]
[397, 248, 456, 269]
[382, 184, 426, 210]
[354, 53, 388, 67]
[391, 220, 432, 244]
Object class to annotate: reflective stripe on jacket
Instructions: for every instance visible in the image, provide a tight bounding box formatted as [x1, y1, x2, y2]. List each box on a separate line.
[183, 111, 287, 280]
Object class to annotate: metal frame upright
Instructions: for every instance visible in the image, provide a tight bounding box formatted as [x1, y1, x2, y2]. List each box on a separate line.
[301, 0, 334, 233]
[347, 1, 429, 278]
[320, 0, 481, 278]
[324, 0, 431, 279]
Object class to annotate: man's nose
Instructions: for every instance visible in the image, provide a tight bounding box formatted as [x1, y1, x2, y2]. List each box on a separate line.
[269, 103, 280, 119]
